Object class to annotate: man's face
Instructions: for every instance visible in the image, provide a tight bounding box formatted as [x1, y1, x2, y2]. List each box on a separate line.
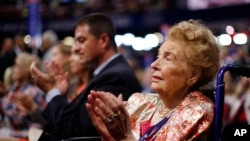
[73, 24, 101, 66]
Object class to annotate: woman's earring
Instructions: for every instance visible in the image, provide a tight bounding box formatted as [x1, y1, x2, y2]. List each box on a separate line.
[186, 79, 193, 86]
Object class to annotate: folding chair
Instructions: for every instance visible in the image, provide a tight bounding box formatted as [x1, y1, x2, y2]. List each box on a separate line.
[214, 64, 250, 141]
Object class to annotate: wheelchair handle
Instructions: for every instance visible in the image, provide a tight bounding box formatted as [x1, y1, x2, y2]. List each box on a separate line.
[214, 64, 250, 141]
[229, 65, 250, 78]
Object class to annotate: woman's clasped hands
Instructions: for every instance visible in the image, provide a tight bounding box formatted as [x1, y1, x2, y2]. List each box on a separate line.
[86, 90, 136, 141]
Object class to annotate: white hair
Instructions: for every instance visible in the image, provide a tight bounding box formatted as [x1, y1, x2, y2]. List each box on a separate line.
[42, 30, 58, 45]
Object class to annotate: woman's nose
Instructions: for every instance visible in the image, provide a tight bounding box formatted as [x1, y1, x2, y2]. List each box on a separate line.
[151, 59, 159, 70]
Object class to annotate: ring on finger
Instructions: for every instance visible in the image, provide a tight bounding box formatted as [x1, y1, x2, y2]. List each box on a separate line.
[105, 116, 114, 124]
[112, 110, 121, 118]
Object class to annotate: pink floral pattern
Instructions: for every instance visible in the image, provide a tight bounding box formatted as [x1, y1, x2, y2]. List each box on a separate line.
[126, 91, 214, 141]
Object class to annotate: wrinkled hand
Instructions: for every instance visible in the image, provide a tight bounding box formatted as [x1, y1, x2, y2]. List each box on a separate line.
[11, 93, 37, 114]
[30, 61, 70, 95]
[86, 91, 135, 141]
[86, 91, 115, 141]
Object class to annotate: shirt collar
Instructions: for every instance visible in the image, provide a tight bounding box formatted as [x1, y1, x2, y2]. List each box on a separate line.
[93, 53, 120, 76]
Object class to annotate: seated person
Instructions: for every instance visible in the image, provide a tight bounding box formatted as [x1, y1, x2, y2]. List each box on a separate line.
[68, 49, 94, 102]
[1, 53, 46, 138]
[86, 19, 219, 141]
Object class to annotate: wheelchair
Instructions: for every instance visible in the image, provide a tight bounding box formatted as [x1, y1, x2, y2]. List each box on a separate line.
[214, 64, 250, 141]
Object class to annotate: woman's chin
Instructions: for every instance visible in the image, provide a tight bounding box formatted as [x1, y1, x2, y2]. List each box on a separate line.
[150, 85, 159, 93]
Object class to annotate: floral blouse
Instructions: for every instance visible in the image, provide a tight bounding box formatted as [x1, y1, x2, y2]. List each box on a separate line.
[126, 91, 214, 141]
[1, 83, 46, 137]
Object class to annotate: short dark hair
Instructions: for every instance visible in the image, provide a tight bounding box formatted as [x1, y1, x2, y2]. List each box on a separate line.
[74, 13, 117, 50]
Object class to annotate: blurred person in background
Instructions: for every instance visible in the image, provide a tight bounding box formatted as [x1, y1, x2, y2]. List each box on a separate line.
[0, 82, 8, 99]
[68, 49, 94, 102]
[233, 45, 250, 66]
[0, 34, 33, 85]
[39, 30, 58, 71]
[5, 43, 95, 137]
[0, 82, 7, 129]
[118, 45, 144, 87]
[0, 37, 15, 132]
[224, 76, 250, 125]
[219, 46, 234, 67]
[50, 42, 77, 99]
[30, 13, 141, 140]
[13, 34, 32, 55]
[50, 42, 72, 78]
[3, 67, 13, 91]
[13, 44, 95, 118]
[0, 37, 15, 82]
[5, 42, 73, 131]
[0, 37, 14, 56]
[243, 78, 250, 124]
[231, 46, 250, 83]
[0, 37, 15, 128]
[0, 53, 46, 139]
[222, 76, 250, 140]
[223, 72, 238, 125]
[86, 19, 219, 141]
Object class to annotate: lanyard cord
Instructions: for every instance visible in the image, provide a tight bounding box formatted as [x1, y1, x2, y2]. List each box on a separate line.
[138, 111, 173, 141]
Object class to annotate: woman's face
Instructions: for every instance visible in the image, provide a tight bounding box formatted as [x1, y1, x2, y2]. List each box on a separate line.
[70, 52, 84, 74]
[151, 39, 192, 97]
[51, 46, 68, 67]
[12, 59, 27, 81]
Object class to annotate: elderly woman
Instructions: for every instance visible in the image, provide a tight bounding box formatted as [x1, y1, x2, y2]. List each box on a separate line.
[86, 19, 219, 141]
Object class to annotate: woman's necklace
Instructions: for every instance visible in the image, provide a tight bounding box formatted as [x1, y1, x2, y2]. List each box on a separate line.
[157, 93, 191, 118]
[157, 103, 174, 118]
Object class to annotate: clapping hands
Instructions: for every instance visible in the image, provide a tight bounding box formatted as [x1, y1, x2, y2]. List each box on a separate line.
[30, 61, 70, 95]
[11, 93, 37, 114]
[86, 91, 135, 141]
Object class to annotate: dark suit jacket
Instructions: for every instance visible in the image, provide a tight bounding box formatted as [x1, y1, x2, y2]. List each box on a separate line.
[39, 55, 142, 141]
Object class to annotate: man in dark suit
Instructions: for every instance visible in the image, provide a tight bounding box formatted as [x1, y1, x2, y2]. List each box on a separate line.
[30, 13, 142, 141]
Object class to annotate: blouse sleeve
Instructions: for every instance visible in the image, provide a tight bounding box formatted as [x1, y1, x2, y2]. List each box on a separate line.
[163, 93, 214, 141]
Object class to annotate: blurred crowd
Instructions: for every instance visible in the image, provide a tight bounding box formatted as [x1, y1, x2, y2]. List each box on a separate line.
[0, 0, 172, 20]
[219, 44, 250, 128]
[0, 26, 250, 139]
